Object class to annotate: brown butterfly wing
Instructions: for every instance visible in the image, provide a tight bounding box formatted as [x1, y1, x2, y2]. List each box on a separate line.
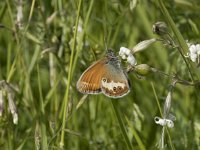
[100, 62, 130, 98]
[76, 58, 107, 94]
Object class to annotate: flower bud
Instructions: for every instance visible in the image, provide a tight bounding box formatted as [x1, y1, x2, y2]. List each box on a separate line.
[152, 22, 168, 35]
[134, 64, 151, 76]
[132, 38, 157, 53]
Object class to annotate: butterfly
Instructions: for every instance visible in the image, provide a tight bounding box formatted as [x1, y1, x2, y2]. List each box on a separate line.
[76, 49, 130, 98]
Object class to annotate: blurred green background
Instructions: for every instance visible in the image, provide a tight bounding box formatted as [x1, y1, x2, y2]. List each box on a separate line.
[0, 0, 200, 149]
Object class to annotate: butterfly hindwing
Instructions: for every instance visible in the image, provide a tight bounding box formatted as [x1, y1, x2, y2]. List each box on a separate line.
[100, 63, 130, 98]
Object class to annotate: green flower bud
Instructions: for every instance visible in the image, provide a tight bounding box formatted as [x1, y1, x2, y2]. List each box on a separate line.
[134, 64, 151, 76]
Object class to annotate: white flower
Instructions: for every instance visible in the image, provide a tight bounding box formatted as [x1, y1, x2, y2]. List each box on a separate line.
[186, 43, 200, 63]
[154, 117, 174, 128]
[119, 47, 137, 66]
[190, 53, 198, 62]
[127, 55, 137, 66]
[189, 45, 197, 54]
[196, 44, 200, 54]
[197, 51, 200, 55]
[125, 49, 131, 55]
[119, 47, 130, 56]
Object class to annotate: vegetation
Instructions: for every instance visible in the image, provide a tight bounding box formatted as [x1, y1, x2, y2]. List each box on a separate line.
[0, 0, 199, 149]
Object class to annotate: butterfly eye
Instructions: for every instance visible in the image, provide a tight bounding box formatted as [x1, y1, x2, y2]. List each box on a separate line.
[102, 78, 107, 82]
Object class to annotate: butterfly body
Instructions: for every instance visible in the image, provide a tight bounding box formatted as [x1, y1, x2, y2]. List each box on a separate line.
[77, 49, 130, 98]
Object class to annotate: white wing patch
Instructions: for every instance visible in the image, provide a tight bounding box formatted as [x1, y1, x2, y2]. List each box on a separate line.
[101, 78, 126, 91]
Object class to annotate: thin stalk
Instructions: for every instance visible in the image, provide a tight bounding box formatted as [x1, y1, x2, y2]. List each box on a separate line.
[151, 82, 163, 117]
[151, 82, 174, 150]
[125, 117, 146, 150]
[72, 0, 94, 75]
[6, 45, 21, 82]
[111, 100, 134, 150]
[6, 43, 12, 78]
[7, 127, 13, 150]
[5, 0, 21, 82]
[37, 64, 48, 150]
[166, 129, 175, 150]
[24, 0, 36, 33]
[5, 0, 19, 42]
[59, 0, 82, 148]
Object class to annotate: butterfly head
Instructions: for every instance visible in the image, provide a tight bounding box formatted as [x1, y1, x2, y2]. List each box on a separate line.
[106, 49, 116, 58]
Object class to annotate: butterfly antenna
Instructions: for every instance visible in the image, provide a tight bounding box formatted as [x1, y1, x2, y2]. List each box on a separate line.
[104, 37, 113, 53]
[103, 34, 114, 57]
[104, 37, 108, 51]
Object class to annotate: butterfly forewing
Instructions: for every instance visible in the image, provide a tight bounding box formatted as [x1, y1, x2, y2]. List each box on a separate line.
[76, 58, 107, 94]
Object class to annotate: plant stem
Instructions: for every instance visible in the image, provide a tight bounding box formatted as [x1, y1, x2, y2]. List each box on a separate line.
[37, 64, 48, 150]
[59, 0, 82, 148]
[111, 100, 134, 150]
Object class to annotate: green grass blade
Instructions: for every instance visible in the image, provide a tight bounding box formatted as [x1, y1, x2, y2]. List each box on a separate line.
[59, 0, 83, 148]
[111, 100, 134, 150]
[125, 116, 146, 150]
[37, 64, 48, 150]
